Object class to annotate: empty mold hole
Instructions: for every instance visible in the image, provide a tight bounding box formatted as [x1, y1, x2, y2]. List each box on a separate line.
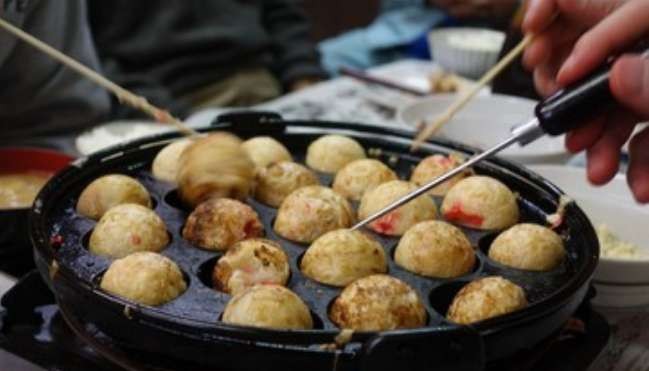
[164, 190, 186, 211]
[197, 256, 221, 291]
[478, 232, 499, 256]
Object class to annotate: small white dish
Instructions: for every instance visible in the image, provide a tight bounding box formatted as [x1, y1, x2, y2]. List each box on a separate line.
[399, 94, 569, 164]
[428, 27, 505, 79]
[529, 165, 649, 307]
[76, 120, 175, 155]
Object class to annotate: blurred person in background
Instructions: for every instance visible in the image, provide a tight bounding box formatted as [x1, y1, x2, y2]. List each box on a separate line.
[88, 1, 327, 120]
[0, 0, 109, 141]
[319, 0, 519, 75]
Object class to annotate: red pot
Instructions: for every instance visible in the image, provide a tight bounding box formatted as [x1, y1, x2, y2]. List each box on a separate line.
[0, 147, 74, 276]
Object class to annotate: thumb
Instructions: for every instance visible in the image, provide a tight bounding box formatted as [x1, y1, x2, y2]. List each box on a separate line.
[610, 55, 649, 119]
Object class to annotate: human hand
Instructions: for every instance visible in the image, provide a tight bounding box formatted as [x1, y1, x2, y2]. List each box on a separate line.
[428, 0, 519, 20]
[523, 0, 649, 203]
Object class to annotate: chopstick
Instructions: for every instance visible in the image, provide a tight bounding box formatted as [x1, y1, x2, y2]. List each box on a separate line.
[0, 17, 199, 137]
[410, 34, 535, 151]
[339, 66, 428, 97]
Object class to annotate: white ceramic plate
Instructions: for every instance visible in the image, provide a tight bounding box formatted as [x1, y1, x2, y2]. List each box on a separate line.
[399, 94, 569, 164]
[76, 120, 176, 155]
[529, 165, 649, 307]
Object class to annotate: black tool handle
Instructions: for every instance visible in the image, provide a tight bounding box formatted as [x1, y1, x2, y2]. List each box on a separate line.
[535, 64, 614, 136]
[536, 46, 649, 135]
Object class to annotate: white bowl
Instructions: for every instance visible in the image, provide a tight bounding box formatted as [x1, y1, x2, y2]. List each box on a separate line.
[399, 94, 569, 164]
[529, 165, 649, 308]
[428, 27, 505, 79]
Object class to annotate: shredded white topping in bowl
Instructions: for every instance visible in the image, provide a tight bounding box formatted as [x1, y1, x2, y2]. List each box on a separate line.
[446, 31, 504, 52]
[596, 224, 645, 259]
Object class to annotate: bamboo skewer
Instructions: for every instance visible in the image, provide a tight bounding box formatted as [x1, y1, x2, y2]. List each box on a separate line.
[411, 34, 535, 151]
[0, 17, 199, 137]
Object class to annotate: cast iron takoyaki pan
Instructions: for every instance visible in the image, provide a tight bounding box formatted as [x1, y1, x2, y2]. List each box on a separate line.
[30, 112, 598, 371]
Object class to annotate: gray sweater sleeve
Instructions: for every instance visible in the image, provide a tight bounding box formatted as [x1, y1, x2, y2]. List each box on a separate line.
[0, 0, 110, 140]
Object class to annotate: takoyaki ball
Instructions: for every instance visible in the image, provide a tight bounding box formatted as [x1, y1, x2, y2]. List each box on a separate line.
[183, 198, 264, 251]
[447, 276, 527, 325]
[441, 176, 519, 230]
[274, 186, 355, 244]
[213, 239, 290, 295]
[254, 161, 319, 208]
[76, 174, 152, 220]
[242, 136, 292, 169]
[100, 252, 186, 306]
[89, 204, 169, 258]
[330, 274, 426, 331]
[333, 159, 398, 201]
[301, 229, 387, 287]
[395, 221, 475, 278]
[358, 180, 437, 236]
[222, 285, 313, 330]
[489, 224, 565, 271]
[177, 132, 255, 208]
[306, 135, 366, 173]
[152, 138, 193, 183]
[410, 153, 472, 196]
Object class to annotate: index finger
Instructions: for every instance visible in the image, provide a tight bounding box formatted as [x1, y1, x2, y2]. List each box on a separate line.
[522, 0, 556, 34]
[557, 0, 649, 85]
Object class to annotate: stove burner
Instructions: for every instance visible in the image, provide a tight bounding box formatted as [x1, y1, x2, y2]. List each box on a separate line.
[0, 271, 609, 371]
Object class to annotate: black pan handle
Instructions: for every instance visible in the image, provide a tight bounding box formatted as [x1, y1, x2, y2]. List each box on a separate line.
[210, 110, 286, 136]
[536, 47, 649, 136]
[360, 325, 485, 371]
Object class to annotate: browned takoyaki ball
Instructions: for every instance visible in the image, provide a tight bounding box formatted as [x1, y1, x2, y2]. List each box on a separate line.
[89, 203, 169, 258]
[409, 153, 472, 196]
[213, 239, 290, 295]
[274, 186, 355, 244]
[76, 174, 152, 220]
[151, 138, 193, 184]
[254, 161, 319, 208]
[332, 159, 398, 201]
[489, 224, 565, 271]
[222, 285, 313, 330]
[441, 176, 519, 230]
[177, 132, 255, 208]
[100, 252, 186, 306]
[447, 276, 527, 325]
[183, 198, 264, 251]
[395, 221, 475, 278]
[306, 135, 366, 173]
[301, 229, 387, 287]
[242, 136, 292, 168]
[358, 180, 437, 236]
[329, 274, 427, 331]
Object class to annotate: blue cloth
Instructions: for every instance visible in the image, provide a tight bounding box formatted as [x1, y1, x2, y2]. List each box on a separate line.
[319, 2, 448, 75]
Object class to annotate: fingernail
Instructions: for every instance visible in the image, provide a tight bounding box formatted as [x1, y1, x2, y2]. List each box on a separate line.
[617, 57, 647, 95]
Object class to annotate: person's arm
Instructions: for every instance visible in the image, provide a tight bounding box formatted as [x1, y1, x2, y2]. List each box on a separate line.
[523, 0, 649, 203]
[261, 0, 327, 91]
[0, 0, 110, 139]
